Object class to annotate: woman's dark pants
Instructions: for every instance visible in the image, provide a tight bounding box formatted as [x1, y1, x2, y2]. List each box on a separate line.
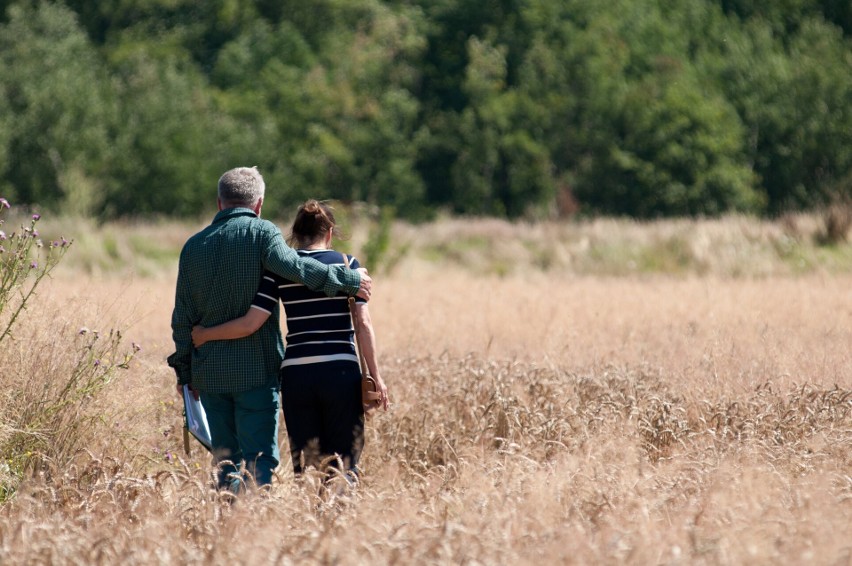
[280, 361, 365, 476]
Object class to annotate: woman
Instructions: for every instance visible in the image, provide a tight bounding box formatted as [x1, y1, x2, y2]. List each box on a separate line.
[191, 199, 389, 481]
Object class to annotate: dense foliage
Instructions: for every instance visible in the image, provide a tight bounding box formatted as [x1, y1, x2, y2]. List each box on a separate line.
[0, 0, 850, 220]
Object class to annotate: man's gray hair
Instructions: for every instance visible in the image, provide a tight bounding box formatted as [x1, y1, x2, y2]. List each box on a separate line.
[218, 167, 265, 208]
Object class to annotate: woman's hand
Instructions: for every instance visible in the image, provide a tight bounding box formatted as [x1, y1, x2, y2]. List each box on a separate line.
[374, 374, 390, 411]
[191, 325, 208, 348]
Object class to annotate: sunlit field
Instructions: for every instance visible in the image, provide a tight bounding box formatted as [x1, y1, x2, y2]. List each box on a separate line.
[1, 216, 850, 564]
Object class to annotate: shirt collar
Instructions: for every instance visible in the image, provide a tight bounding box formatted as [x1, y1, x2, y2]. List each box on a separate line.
[212, 207, 258, 225]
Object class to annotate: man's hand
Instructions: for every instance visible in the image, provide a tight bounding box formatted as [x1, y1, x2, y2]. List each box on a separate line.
[356, 267, 372, 301]
[176, 383, 199, 400]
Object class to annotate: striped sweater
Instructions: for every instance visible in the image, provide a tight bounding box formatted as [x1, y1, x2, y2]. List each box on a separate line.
[250, 249, 365, 368]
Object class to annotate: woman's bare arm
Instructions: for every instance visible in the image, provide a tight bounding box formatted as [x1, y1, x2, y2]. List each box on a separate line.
[352, 302, 389, 410]
[191, 307, 270, 347]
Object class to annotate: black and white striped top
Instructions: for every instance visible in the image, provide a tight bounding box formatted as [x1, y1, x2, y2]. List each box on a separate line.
[250, 249, 365, 368]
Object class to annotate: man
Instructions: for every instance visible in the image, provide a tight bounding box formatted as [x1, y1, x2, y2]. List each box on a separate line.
[168, 166, 371, 493]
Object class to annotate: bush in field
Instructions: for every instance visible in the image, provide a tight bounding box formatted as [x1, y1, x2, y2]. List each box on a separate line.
[0, 201, 70, 343]
[819, 193, 852, 244]
[0, 199, 138, 502]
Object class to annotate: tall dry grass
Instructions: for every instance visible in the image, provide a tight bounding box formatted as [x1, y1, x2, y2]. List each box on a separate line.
[1, 216, 850, 564]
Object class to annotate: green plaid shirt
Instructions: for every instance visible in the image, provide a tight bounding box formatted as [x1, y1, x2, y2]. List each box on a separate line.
[167, 207, 361, 393]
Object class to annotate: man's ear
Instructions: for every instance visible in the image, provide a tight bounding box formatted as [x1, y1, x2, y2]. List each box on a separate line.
[253, 197, 263, 216]
[217, 197, 223, 211]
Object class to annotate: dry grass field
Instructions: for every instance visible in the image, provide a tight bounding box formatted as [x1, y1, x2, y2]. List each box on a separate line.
[1, 215, 850, 565]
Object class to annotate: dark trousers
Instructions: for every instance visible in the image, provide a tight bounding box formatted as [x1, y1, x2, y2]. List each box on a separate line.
[280, 361, 364, 476]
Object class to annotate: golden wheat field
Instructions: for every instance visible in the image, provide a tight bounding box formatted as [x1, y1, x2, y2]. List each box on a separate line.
[1, 216, 851, 565]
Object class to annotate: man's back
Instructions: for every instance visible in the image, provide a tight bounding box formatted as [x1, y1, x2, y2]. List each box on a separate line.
[172, 207, 284, 393]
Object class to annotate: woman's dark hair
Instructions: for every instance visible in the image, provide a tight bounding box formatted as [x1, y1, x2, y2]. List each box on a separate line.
[288, 199, 344, 248]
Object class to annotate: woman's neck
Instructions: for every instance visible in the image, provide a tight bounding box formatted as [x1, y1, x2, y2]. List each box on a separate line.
[300, 231, 332, 250]
[300, 237, 328, 250]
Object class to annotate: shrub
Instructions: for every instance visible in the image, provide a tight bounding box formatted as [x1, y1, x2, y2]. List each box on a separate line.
[0, 199, 71, 343]
[819, 194, 852, 245]
[0, 198, 138, 502]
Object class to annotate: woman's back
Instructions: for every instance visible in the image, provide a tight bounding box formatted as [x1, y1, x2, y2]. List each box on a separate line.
[252, 249, 364, 368]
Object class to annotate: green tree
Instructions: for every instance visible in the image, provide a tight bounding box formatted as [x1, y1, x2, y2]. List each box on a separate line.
[63, 0, 261, 71]
[706, 15, 852, 212]
[271, 1, 428, 216]
[514, 0, 764, 217]
[2, 0, 849, 220]
[0, 2, 113, 214]
[103, 45, 236, 217]
[413, 0, 535, 212]
[719, 0, 852, 36]
[577, 72, 761, 216]
[452, 37, 554, 217]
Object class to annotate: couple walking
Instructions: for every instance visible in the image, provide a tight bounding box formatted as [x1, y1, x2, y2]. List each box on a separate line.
[168, 166, 389, 492]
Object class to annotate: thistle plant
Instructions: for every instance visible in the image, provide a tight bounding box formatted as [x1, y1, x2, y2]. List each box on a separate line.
[0, 198, 141, 502]
[0, 197, 72, 344]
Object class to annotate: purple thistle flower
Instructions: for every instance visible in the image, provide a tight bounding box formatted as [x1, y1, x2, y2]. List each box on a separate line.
[29, 261, 37, 269]
[132, 342, 142, 352]
[32, 213, 40, 221]
[0, 230, 5, 240]
[78, 327, 89, 335]
[0, 198, 9, 209]
[52, 241, 60, 248]
[32, 229, 39, 237]
[93, 359, 101, 367]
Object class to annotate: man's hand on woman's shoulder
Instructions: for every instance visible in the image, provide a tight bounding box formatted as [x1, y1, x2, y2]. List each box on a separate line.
[356, 267, 372, 301]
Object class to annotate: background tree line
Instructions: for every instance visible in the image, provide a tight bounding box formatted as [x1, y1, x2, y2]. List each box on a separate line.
[0, 0, 850, 221]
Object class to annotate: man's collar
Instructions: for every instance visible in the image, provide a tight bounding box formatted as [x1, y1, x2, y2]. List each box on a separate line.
[212, 207, 258, 224]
